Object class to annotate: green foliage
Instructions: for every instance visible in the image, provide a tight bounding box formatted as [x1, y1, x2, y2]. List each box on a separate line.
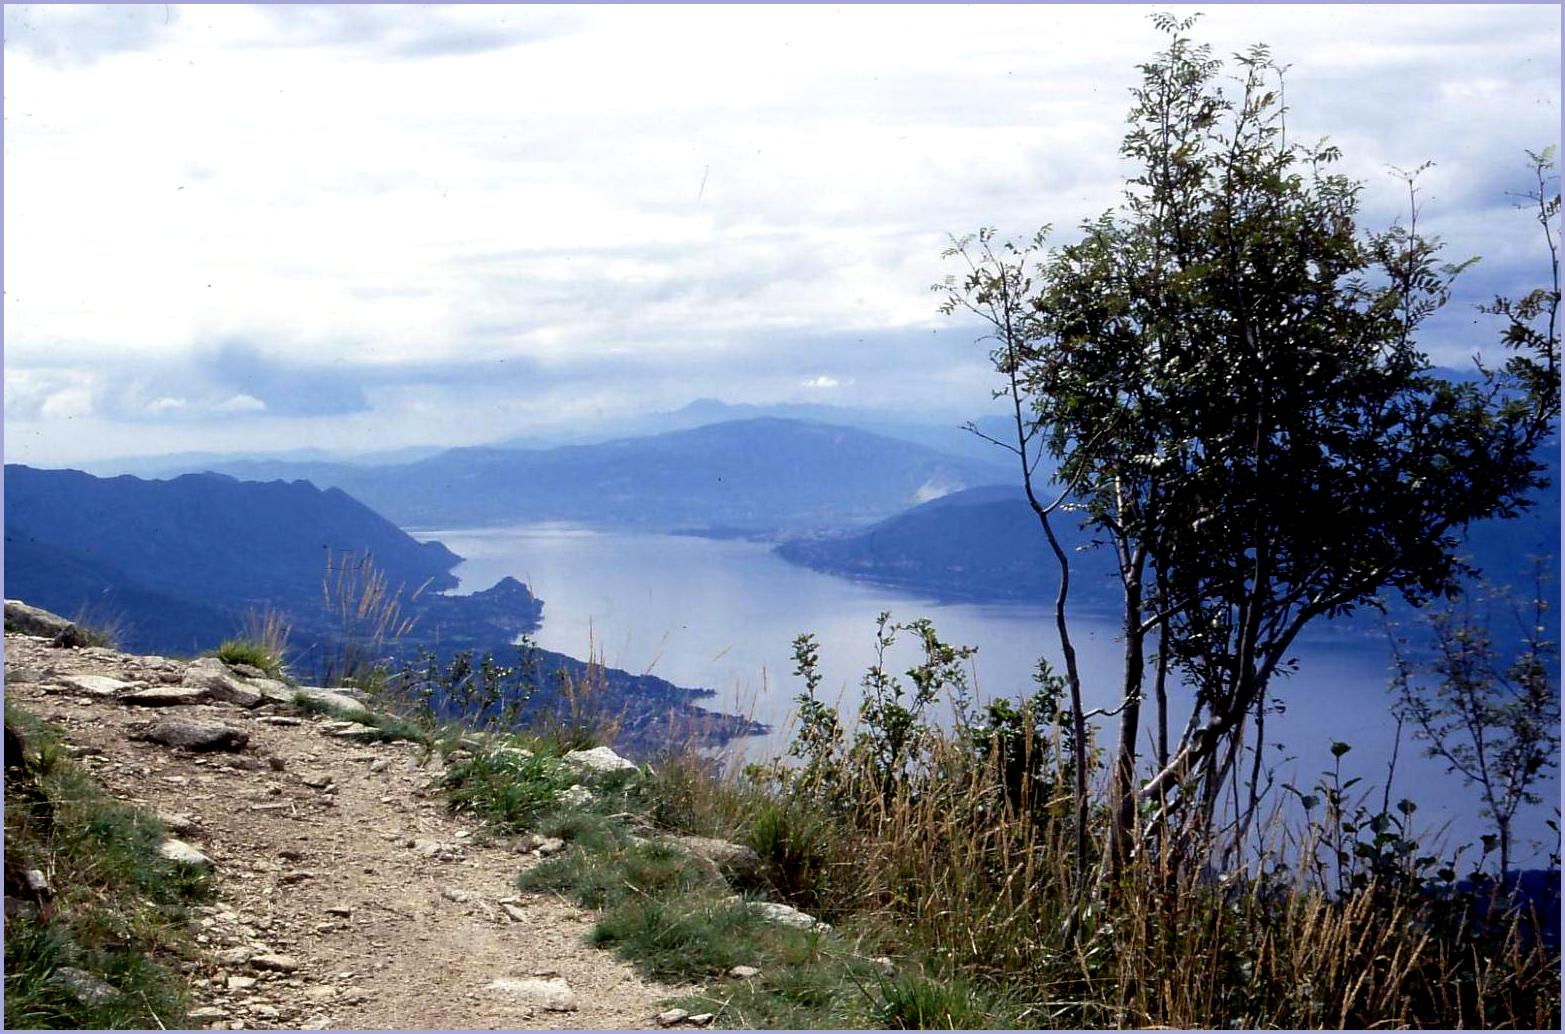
[442, 748, 577, 832]
[4, 706, 206, 1030]
[1391, 577, 1561, 875]
[212, 638, 285, 678]
[590, 895, 817, 983]
[939, 14, 1562, 847]
[518, 839, 715, 911]
[747, 797, 836, 913]
[869, 970, 1019, 1030]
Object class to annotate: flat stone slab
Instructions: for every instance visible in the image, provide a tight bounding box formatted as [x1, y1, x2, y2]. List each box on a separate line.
[121, 686, 209, 707]
[58, 674, 138, 698]
[131, 718, 249, 753]
[487, 976, 578, 1012]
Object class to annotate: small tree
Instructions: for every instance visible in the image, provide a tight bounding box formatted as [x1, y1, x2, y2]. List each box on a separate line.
[941, 14, 1561, 878]
[1392, 577, 1560, 878]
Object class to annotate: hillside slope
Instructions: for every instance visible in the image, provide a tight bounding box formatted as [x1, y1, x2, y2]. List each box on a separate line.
[2, 465, 538, 657]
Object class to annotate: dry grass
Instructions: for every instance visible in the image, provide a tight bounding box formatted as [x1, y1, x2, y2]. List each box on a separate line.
[641, 717, 1559, 1029]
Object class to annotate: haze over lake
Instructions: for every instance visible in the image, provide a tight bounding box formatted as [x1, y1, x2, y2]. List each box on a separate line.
[426, 522, 1559, 867]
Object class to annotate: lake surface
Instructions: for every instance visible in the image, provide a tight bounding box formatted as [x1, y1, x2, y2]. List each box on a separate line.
[423, 523, 1558, 868]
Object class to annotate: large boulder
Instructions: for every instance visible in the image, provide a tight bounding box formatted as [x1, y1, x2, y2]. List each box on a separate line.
[181, 658, 264, 708]
[662, 834, 762, 882]
[292, 686, 372, 721]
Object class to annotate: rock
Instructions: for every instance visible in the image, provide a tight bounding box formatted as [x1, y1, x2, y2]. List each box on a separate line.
[500, 902, 528, 922]
[226, 975, 258, 991]
[301, 773, 334, 789]
[325, 905, 353, 917]
[51, 966, 119, 1005]
[216, 947, 253, 966]
[293, 687, 372, 721]
[727, 965, 760, 979]
[657, 1008, 691, 1027]
[563, 745, 639, 776]
[132, 718, 250, 753]
[254, 716, 305, 726]
[413, 839, 463, 862]
[182, 662, 264, 708]
[159, 838, 213, 869]
[230, 662, 267, 679]
[249, 678, 296, 705]
[188, 1006, 226, 1021]
[536, 837, 567, 857]
[748, 900, 830, 932]
[689, 1013, 715, 1027]
[368, 758, 390, 774]
[4, 599, 74, 638]
[251, 953, 300, 973]
[24, 869, 51, 896]
[664, 835, 762, 879]
[158, 810, 200, 834]
[556, 784, 596, 808]
[51, 625, 94, 649]
[58, 674, 137, 698]
[488, 976, 578, 1011]
[441, 887, 471, 903]
[327, 722, 377, 739]
[121, 686, 209, 707]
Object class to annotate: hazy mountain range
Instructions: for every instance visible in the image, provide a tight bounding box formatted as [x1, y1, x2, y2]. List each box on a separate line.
[151, 418, 1014, 533]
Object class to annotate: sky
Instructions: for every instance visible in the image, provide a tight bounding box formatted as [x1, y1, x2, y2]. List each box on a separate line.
[3, 3, 1560, 467]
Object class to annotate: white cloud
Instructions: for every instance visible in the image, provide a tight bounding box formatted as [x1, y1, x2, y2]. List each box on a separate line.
[213, 393, 267, 414]
[803, 376, 845, 391]
[2, 3, 1558, 465]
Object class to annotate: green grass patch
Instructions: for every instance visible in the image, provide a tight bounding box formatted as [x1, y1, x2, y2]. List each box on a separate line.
[443, 749, 578, 831]
[518, 838, 715, 910]
[4, 705, 208, 1030]
[210, 637, 285, 678]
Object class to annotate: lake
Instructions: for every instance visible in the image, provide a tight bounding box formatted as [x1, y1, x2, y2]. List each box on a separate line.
[422, 522, 1559, 868]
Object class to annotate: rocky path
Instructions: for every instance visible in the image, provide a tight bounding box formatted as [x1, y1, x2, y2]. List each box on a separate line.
[3, 629, 678, 1030]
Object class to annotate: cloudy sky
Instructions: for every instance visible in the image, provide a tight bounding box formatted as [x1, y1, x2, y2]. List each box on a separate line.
[4, 3, 1560, 466]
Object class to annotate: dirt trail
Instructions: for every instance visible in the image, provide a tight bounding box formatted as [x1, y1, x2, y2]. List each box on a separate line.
[4, 633, 679, 1030]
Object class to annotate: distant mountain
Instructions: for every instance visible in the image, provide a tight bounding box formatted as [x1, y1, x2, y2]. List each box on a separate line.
[776, 444, 1562, 619]
[2, 465, 541, 657]
[495, 399, 1024, 465]
[181, 419, 1015, 533]
[776, 485, 1120, 610]
[79, 444, 446, 480]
